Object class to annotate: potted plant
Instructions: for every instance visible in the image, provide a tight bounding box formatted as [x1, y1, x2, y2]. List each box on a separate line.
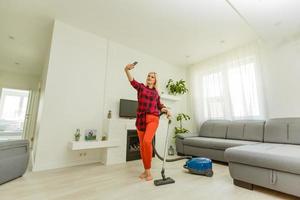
[166, 79, 188, 95]
[174, 113, 191, 138]
[85, 129, 97, 140]
[74, 129, 81, 141]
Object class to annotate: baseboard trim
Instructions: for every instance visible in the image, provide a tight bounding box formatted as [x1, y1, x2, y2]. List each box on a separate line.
[32, 159, 103, 172]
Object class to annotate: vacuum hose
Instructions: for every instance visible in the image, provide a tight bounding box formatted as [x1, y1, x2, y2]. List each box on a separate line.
[152, 114, 192, 162]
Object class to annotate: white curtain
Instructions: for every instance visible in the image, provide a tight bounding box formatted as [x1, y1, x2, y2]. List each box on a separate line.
[189, 43, 266, 129]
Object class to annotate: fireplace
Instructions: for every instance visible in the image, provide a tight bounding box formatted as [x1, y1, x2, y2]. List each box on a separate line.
[126, 130, 155, 161]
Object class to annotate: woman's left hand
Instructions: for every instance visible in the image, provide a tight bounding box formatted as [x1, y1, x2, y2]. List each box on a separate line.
[166, 111, 171, 119]
[161, 108, 171, 119]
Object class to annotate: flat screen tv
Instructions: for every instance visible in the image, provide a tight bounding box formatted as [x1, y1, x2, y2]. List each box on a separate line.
[119, 99, 138, 118]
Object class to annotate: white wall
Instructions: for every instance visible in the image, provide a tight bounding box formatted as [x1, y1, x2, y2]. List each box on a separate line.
[0, 70, 39, 90]
[33, 21, 108, 171]
[261, 39, 300, 118]
[33, 21, 187, 171]
[32, 24, 53, 167]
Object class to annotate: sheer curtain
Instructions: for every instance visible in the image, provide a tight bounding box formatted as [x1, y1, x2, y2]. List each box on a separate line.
[189, 43, 266, 129]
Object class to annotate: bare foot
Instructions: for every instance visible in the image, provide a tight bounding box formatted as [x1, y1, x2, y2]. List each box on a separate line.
[144, 169, 153, 181]
[139, 172, 147, 179]
[145, 175, 153, 181]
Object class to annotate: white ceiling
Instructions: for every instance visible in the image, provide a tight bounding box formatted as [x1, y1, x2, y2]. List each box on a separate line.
[229, 0, 300, 45]
[0, 0, 299, 76]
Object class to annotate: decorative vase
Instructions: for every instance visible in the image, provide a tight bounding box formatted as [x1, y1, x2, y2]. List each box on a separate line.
[75, 136, 80, 141]
[107, 110, 112, 119]
[101, 135, 107, 141]
[74, 129, 81, 141]
[168, 145, 175, 156]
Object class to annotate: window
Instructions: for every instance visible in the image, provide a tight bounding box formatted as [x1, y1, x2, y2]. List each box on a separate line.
[202, 72, 225, 119]
[227, 63, 259, 118]
[0, 88, 30, 140]
[202, 59, 261, 120]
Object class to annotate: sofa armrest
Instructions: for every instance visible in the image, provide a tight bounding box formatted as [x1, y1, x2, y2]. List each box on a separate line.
[176, 133, 199, 140]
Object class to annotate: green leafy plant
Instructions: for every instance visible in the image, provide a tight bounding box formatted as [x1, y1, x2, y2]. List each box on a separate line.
[174, 113, 191, 138]
[74, 129, 81, 141]
[166, 79, 188, 95]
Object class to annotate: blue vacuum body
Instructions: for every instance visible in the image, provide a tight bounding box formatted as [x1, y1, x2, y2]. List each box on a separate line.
[183, 157, 213, 177]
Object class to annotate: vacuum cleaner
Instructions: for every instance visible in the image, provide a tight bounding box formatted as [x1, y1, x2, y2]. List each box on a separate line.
[153, 114, 213, 186]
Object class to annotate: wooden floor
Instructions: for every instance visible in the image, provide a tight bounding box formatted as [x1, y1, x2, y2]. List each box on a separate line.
[0, 158, 298, 200]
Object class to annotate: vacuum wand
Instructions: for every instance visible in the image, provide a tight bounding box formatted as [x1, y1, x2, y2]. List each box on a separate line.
[154, 117, 175, 186]
[160, 119, 171, 179]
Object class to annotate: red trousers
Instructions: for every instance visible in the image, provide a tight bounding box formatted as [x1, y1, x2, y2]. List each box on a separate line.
[137, 114, 159, 169]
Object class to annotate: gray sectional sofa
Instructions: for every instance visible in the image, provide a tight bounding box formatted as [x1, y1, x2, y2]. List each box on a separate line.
[0, 139, 29, 185]
[175, 118, 300, 197]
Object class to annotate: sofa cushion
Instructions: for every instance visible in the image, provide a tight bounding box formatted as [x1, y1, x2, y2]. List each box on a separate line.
[264, 118, 300, 144]
[183, 137, 259, 151]
[199, 120, 230, 139]
[227, 120, 265, 142]
[176, 133, 199, 140]
[225, 143, 300, 175]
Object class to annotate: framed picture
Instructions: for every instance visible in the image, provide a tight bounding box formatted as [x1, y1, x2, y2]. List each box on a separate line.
[85, 129, 97, 140]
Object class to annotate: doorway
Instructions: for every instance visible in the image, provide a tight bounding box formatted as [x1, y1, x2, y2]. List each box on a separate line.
[0, 88, 30, 140]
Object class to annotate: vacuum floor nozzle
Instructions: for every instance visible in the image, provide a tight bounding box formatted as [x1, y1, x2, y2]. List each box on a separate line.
[154, 177, 175, 186]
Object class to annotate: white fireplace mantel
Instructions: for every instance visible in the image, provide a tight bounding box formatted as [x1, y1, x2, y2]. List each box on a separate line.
[99, 117, 169, 165]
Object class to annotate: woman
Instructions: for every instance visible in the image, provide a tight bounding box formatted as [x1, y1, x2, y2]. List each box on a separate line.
[124, 63, 171, 181]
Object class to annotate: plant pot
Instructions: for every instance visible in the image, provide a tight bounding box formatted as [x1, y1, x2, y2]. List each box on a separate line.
[101, 136, 107, 141]
[75, 136, 80, 141]
[85, 135, 97, 141]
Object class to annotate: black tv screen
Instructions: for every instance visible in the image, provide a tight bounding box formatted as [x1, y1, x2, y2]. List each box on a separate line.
[119, 99, 138, 118]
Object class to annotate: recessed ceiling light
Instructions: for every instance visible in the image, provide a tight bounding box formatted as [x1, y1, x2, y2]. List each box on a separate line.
[274, 22, 281, 27]
[9, 35, 15, 40]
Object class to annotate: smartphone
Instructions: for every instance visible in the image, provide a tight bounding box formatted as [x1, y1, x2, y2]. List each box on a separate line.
[132, 61, 138, 66]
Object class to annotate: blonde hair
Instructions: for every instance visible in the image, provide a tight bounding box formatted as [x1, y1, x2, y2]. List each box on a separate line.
[147, 72, 160, 93]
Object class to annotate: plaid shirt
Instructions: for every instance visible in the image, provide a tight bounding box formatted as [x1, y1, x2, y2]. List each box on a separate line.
[130, 79, 165, 131]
